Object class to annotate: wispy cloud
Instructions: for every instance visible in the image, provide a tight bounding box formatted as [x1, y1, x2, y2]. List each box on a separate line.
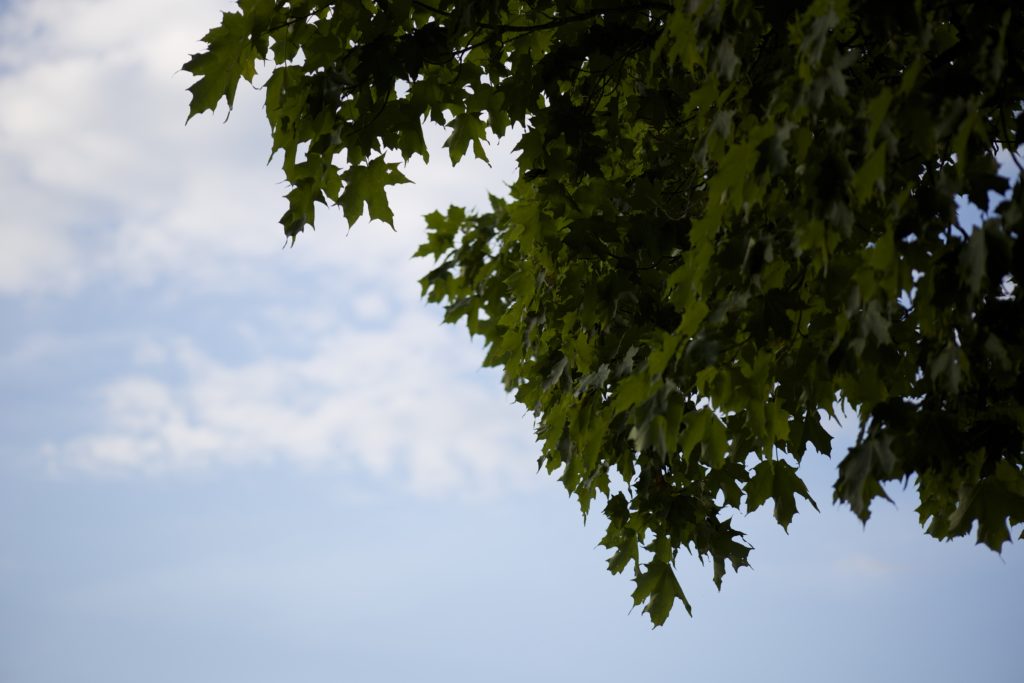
[3, 0, 534, 497]
[833, 552, 900, 579]
[51, 309, 538, 496]
[0, 0, 517, 296]
[1, 0, 271, 294]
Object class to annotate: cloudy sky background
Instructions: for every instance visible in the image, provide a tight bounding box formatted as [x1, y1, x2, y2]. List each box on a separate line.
[0, 1, 1020, 681]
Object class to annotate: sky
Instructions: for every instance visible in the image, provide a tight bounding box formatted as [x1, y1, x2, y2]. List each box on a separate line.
[0, 1, 1021, 682]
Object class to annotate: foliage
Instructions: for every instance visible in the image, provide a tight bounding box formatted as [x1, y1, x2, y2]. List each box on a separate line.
[185, 0, 1024, 623]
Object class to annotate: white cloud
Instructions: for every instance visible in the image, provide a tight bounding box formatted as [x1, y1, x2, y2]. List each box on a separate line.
[5, 0, 535, 497]
[54, 308, 539, 497]
[0, 0, 518, 296]
[833, 552, 900, 579]
[0, 201, 83, 295]
[0, 0, 260, 294]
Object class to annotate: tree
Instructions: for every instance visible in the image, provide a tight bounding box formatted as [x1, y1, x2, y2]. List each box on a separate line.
[185, 0, 1024, 623]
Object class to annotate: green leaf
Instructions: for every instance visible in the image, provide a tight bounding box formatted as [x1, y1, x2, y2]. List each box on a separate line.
[961, 228, 988, 297]
[747, 460, 817, 529]
[746, 461, 775, 514]
[851, 142, 886, 203]
[184, 11, 262, 119]
[611, 374, 652, 415]
[680, 409, 709, 463]
[771, 460, 818, 529]
[445, 113, 489, 164]
[632, 561, 691, 624]
[339, 157, 410, 226]
[835, 435, 896, 521]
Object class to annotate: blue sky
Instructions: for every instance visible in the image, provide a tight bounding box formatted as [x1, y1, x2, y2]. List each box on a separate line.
[0, 1, 1020, 682]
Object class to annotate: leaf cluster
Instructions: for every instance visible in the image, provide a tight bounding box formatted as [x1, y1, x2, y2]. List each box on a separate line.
[185, 0, 1024, 623]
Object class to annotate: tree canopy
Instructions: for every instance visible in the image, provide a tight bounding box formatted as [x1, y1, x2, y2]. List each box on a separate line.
[185, 0, 1024, 623]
